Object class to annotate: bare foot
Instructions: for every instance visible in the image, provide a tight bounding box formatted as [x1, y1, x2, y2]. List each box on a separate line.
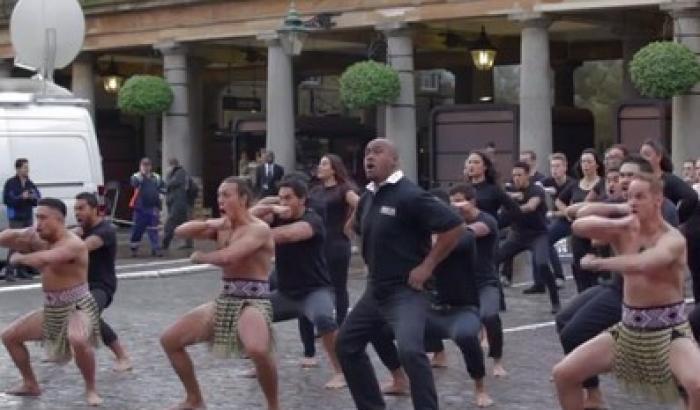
[492, 362, 508, 378]
[6, 382, 41, 397]
[86, 390, 104, 407]
[166, 399, 206, 410]
[430, 351, 448, 368]
[113, 357, 133, 372]
[381, 378, 409, 396]
[324, 373, 347, 389]
[300, 357, 318, 369]
[476, 392, 494, 408]
[584, 388, 606, 409]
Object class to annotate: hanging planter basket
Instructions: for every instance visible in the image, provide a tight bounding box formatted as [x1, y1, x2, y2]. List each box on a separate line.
[340, 61, 401, 110]
[629, 41, 700, 99]
[117, 75, 174, 116]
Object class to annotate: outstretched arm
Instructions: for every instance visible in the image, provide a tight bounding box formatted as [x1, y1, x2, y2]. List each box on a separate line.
[575, 202, 630, 219]
[175, 218, 223, 240]
[191, 224, 269, 266]
[271, 221, 313, 244]
[572, 214, 636, 244]
[0, 228, 46, 253]
[10, 240, 83, 270]
[581, 230, 685, 274]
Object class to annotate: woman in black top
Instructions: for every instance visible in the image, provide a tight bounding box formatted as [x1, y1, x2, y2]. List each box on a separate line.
[640, 140, 700, 299]
[558, 149, 605, 292]
[299, 154, 359, 366]
[463, 151, 515, 220]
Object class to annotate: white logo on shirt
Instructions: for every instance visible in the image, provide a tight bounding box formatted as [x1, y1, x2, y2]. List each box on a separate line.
[380, 206, 396, 216]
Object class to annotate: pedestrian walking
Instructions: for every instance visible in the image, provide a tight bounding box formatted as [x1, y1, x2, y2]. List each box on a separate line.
[162, 158, 193, 251]
[2, 158, 40, 281]
[128, 158, 164, 257]
[255, 151, 284, 198]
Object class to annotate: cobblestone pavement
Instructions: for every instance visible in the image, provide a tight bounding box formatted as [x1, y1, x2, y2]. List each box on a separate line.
[0, 263, 680, 410]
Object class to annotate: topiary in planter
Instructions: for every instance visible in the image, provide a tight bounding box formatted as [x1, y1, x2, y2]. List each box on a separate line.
[629, 41, 700, 99]
[340, 61, 401, 110]
[117, 75, 174, 116]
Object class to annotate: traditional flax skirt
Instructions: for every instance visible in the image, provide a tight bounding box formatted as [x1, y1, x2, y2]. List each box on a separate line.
[608, 301, 691, 403]
[42, 283, 101, 363]
[211, 279, 273, 359]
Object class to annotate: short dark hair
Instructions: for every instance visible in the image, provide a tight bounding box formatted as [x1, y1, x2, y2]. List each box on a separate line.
[75, 192, 98, 208]
[607, 144, 629, 157]
[621, 154, 654, 174]
[278, 176, 308, 199]
[429, 188, 449, 205]
[521, 150, 536, 161]
[448, 183, 476, 201]
[513, 160, 530, 174]
[222, 176, 254, 208]
[38, 198, 67, 217]
[15, 158, 28, 169]
[606, 166, 620, 175]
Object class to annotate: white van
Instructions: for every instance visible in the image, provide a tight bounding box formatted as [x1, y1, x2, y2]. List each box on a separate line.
[0, 78, 104, 266]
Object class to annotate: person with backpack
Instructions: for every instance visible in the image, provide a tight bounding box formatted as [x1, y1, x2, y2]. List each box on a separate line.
[129, 157, 164, 257]
[162, 157, 196, 252]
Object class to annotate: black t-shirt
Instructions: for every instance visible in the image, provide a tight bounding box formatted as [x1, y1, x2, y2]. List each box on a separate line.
[472, 211, 499, 287]
[472, 180, 518, 219]
[558, 178, 606, 206]
[272, 209, 332, 295]
[662, 173, 698, 224]
[82, 220, 117, 296]
[531, 171, 546, 184]
[542, 176, 577, 201]
[356, 178, 462, 291]
[432, 231, 479, 307]
[506, 184, 548, 234]
[310, 183, 354, 243]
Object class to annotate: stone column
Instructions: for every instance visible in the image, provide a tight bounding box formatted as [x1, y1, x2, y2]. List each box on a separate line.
[553, 61, 580, 107]
[665, 2, 700, 169]
[71, 53, 96, 119]
[0, 59, 12, 78]
[379, 22, 418, 181]
[512, 13, 553, 173]
[188, 58, 205, 178]
[258, 32, 295, 173]
[156, 42, 194, 176]
[620, 25, 650, 100]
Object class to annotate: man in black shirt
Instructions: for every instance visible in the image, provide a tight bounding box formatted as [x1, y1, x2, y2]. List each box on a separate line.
[520, 150, 546, 183]
[252, 177, 345, 389]
[543, 153, 576, 284]
[73, 192, 132, 372]
[336, 138, 464, 410]
[497, 161, 560, 313]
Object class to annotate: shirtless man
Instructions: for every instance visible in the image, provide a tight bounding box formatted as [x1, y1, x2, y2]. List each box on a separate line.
[160, 177, 278, 410]
[0, 198, 102, 406]
[553, 173, 700, 409]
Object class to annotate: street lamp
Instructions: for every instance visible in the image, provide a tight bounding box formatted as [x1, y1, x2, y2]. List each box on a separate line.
[470, 26, 497, 71]
[277, 1, 309, 56]
[102, 58, 123, 93]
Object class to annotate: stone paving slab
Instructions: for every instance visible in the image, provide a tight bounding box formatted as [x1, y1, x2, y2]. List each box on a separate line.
[0, 267, 683, 409]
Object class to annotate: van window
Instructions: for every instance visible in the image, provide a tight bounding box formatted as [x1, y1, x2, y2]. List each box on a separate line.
[8, 135, 93, 187]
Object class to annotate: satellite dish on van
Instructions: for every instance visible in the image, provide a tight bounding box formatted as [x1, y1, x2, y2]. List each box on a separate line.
[9, 0, 85, 80]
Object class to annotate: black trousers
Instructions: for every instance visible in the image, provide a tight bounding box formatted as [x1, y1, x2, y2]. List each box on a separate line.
[337, 285, 437, 410]
[162, 202, 189, 250]
[683, 219, 700, 302]
[571, 236, 600, 293]
[90, 288, 119, 346]
[271, 288, 337, 336]
[299, 238, 351, 357]
[373, 304, 486, 382]
[555, 284, 621, 389]
[497, 231, 560, 307]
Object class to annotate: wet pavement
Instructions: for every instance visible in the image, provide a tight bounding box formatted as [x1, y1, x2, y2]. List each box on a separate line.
[0, 260, 682, 409]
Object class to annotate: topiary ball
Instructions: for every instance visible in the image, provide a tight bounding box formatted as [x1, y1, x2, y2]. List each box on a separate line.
[340, 61, 401, 110]
[629, 41, 700, 99]
[117, 75, 174, 116]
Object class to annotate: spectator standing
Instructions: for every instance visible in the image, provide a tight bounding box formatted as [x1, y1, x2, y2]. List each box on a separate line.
[2, 158, 40, 281]
[162, 158, 192, 252]
[129, 157, 164, 257]
[255, 151, 285, 198]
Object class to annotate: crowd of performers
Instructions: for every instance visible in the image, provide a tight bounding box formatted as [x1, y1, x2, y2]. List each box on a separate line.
[2, 138, 700, 409]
